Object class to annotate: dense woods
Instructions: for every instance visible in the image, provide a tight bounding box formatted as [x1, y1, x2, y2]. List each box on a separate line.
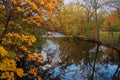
[0, 0, 120, 80]
[55, 0, 120, 39]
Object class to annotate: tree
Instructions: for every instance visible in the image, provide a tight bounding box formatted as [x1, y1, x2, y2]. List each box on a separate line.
[0, 0, 61, 44]
[104, 11, 120, 31]
[107, 0, 120, 17]
[81, 0, 94, 25]
[0, 0, 62, 79]
[94, 0, 100, 41]
[82, 0, 112, 41]
[54, 2, 86, 36]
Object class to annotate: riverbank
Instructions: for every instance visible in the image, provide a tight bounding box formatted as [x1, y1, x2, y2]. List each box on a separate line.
[43, 31, 120, 51]
[74, 35, 120, 51]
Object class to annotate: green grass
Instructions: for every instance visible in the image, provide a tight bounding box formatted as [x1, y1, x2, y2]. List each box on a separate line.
[100, 31, 120, 44]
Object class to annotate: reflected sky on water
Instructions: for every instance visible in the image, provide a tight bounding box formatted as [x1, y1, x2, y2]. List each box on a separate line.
[41, 37, 120, 80]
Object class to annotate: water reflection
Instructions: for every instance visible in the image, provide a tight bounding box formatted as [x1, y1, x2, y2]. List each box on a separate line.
[41, 37, 120, 80]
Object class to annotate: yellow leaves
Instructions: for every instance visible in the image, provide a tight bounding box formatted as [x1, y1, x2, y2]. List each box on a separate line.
[46, 1, 56, 10]
[21, 34, 36, 43]
[27, 53, 42, 62]
[0, 46, 8, 57]
[0, 60, 23, 79]
[24, 16, 42, 27]
[5, 33, 36, 46]
[20, 46, 31, 54]
[39, 0, 45, 5]
[0, 58, 16, 71]
[21, 34, 30, 41]
[26, 0, 38, 10]
[0, 72, 14, 80]
[0, 47, 24, 80]
[17, 7, 22, 12]
[20, 0, 58, 11]
[0, 58, 24, 79]
[28, 41, 32, 46]
[27, 53, 36, 60]
[21, 34, 36, 46]
[4, 33, 21, 45]
[0, 46, 20, 80]
[7, 33, 21, 39]
[9, 21, 22, 29]
[30, 36, 36, 43]
[15, 68, 24, 77]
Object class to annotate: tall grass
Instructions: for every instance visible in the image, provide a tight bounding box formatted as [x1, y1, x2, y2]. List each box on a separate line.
[100, 31, 120, 44]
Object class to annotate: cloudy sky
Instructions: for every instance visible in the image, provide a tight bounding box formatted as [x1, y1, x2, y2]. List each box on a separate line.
[64, 0, 74, 4]
[64, 0, 83, 4]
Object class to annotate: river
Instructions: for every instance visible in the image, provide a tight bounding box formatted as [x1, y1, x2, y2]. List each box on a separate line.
[38, 32, 120, 80]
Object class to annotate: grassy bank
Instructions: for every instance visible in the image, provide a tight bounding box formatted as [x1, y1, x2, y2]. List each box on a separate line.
[100, 31, 120, 44]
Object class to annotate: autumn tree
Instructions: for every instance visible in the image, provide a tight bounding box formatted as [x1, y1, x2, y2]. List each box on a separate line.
[81, 0, 112, 41]
[54, 2, 86, 36]
[0, 0, 62, 79]
[103, 11, 120, 31]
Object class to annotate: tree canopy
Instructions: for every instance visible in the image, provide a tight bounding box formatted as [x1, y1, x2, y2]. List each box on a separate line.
[0, 0, 63, 79]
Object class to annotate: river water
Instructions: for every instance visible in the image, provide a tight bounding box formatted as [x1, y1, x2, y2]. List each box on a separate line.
[40, 32, 120, 80]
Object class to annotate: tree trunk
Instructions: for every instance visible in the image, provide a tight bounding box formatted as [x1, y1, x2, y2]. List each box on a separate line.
[94, 0, 100, 41]
[90, 44, 100, 80]
[0, 16, 11, 44]
[0, 0, 11, 45]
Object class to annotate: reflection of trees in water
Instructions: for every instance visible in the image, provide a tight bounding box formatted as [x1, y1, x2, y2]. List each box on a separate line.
[51, 37, 119, 64]
[112, 50, 120, 80]
[101, 46, 119, 64]
[44, 37, 120, 80]
[53, 37, 96, 65]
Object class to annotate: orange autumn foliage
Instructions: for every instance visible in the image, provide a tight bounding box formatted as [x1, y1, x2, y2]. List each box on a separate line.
[105, 14, 120, 26]
[28, 67, 38, 76]
[0, 0, 62, 80]
[27, 53, 42, 62]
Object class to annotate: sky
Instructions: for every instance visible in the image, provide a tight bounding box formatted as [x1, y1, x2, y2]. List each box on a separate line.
[64, 0, 115, 11]
[64, 0, 74, 4]
[64, 0, 83, 4]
